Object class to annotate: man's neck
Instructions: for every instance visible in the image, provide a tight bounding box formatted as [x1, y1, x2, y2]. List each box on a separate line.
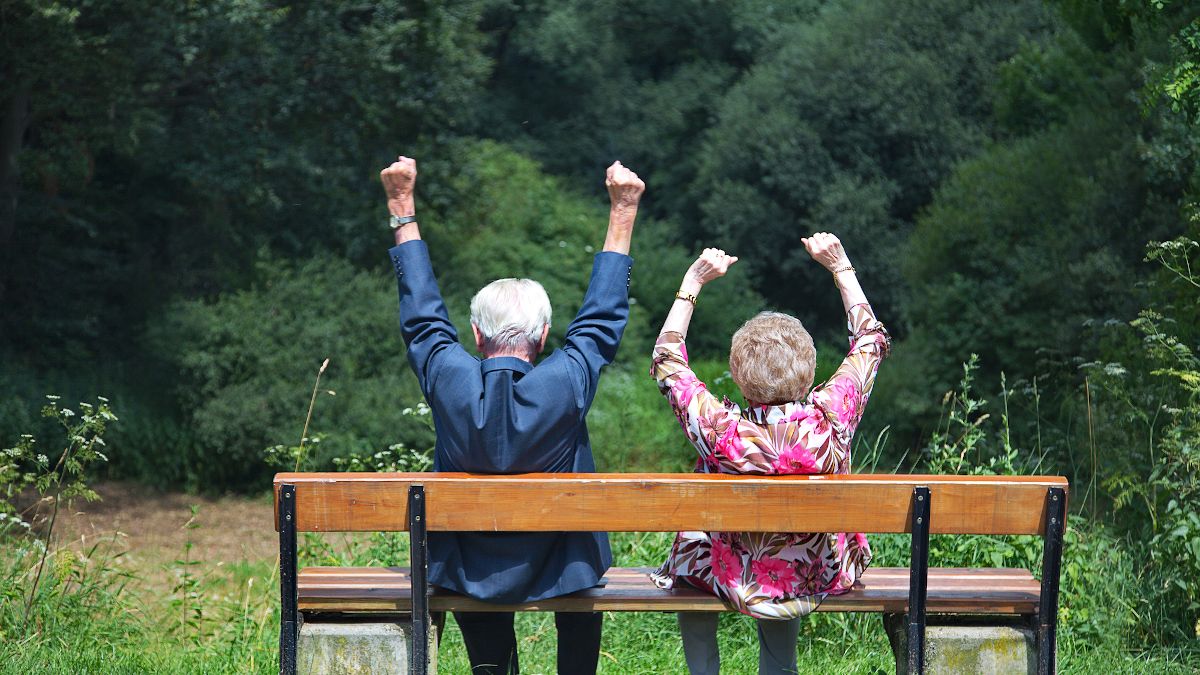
[482, 350, 534, 363]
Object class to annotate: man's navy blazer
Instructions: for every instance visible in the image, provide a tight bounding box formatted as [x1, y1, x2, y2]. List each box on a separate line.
[389, 240, 631, 603]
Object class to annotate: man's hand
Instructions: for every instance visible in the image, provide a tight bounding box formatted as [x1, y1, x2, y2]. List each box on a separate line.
[605, 161, 645, 209]
[381, 156, 418, 214]
[802, 232, 851, 272]
[382, 156, 421, 244]
[602, 161, 644, 255]
[681, 248, 738, 295]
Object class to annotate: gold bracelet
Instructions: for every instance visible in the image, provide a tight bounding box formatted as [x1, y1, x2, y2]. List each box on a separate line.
[674, 290, 697, 305]
[831, 265, 855, 276]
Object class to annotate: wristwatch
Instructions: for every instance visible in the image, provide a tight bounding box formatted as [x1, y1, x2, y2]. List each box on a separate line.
[389, 214, 418, 230]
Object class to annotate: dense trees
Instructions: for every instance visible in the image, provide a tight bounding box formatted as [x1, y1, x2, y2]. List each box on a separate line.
[1, 0, 1196, 525]
[478, 0, 1057, 329]
[0, 0, 491, 364]
[692, 0, 1057, 326]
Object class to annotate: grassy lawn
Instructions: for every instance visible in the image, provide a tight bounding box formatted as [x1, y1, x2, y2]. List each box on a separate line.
[2, 487, 1197, 673]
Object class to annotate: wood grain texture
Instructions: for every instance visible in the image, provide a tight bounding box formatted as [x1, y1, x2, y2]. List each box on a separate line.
[297, 566, 1041, 615]
[273, 472, 1068, 535]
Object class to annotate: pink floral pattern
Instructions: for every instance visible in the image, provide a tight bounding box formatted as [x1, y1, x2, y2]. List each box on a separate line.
[650, 303, 890, 619]
[773, 444, 820, 474]
[708, 537, 744, 587]
[752, 558, 799, 599]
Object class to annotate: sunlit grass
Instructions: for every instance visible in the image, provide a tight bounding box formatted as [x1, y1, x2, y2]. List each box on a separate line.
[2, 525, 1197, 674]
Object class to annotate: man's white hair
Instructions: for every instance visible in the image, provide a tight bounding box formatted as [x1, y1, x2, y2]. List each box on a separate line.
[470, 278, 552, 357]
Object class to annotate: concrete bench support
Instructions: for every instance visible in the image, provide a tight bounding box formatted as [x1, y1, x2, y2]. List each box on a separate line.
[884, 614, 1036, 674]
[298, 616, 437, 675]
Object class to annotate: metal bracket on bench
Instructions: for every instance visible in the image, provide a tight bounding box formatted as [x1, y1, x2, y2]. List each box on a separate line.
[907, 486, 931, 675]
[279, 483, 298, 675]
[409, 485, 429, 675]
[1037, 486, 1066, 675]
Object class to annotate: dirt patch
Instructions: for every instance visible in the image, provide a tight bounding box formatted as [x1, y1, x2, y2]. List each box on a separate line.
[46, 481, 276, 571]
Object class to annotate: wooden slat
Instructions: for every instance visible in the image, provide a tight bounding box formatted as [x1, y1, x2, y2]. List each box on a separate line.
[297, 566, 1041, 615]
[273, 473, 1068, 535]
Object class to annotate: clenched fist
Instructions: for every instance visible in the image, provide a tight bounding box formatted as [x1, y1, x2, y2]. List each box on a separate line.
[605, 161, 645, 208]
[381, 156, 417, 202]
[802, 232, 851, 272]
[685, 248, 739, 288]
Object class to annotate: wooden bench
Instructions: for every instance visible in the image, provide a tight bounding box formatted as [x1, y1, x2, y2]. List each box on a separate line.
[274, 473, 1068, 675]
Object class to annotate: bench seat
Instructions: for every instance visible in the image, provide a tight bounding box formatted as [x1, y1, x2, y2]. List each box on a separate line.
[298, 566, 1040, 616]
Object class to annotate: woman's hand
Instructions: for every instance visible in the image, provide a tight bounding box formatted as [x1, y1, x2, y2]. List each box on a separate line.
[802, 232, 851, 272]
[662, 248, 737, 337]
[806, 232, 868, 309]
[683, 248, 738, 293]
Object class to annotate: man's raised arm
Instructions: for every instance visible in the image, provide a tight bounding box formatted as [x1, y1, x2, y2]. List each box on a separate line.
[601, 161, 643, 255]
[383, 156, 460, 393]
[561, 162, 645, 409]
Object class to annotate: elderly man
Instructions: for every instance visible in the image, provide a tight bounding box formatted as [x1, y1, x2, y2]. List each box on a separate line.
[382, 155, 644, 674]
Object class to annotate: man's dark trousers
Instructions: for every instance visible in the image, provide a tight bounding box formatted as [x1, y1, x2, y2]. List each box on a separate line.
[454, 611, 602, 674]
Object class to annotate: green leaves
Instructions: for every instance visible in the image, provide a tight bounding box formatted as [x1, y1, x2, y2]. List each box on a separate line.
[150, 254, 430, 490]
[0, 394, 118, 634]
[684, 0, 1057, 331]
[1, 0, 495, 363]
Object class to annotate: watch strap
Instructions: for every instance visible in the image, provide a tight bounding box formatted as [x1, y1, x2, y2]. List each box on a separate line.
[389, 214, 418, 229]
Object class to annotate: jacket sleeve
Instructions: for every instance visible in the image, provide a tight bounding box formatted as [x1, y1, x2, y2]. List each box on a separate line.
[809, 302, 891, 449]
[561, 251, 633, 412]
[650, 331, 753, 472]
[389, 241, 462, 395]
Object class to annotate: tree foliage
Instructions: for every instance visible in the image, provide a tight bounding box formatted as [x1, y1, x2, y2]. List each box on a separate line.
[0, 0, 491, 363]
[687, 0, 1056, 330]
[897, 7, 1199, 419]
[148, 254, 428, 490]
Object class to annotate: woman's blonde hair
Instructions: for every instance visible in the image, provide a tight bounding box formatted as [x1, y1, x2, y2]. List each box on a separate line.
[729, 311, 816, 405]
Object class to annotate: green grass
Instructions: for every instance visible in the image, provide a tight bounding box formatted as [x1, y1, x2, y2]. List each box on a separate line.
[2, 527, 1198, 674]
[3, 354, 1199, 673]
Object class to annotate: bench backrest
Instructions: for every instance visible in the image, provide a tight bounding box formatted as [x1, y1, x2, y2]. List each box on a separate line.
[272, 472, 1068, 536]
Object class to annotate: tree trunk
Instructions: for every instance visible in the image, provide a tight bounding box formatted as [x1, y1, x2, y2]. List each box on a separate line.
[0, 84, 31, 249]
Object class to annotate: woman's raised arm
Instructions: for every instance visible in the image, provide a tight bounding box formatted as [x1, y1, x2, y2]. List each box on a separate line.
[659, 248, 739, 338]
[804, 233, 891, 454]
[651, 248, 747, 470]
[802, 232, 867, 313]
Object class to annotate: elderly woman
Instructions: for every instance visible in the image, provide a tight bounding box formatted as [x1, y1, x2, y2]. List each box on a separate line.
[649, 233, 890, 675]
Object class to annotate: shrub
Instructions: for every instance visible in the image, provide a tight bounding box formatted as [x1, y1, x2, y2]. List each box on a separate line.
[1084, 236, 1200, 643]
[1, 395, 120, 641]
[149, 255, 431, 491]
